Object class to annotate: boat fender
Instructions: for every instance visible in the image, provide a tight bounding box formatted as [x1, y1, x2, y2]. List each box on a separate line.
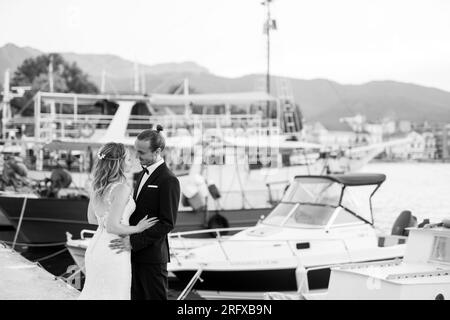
[207, 213, 229, 236]
[181, 194, 191, 207]
[207, 183, 221, 200]
[79, 123, 95, 138]
[295, 265, 309, 294]
[391, 210, 417, 236]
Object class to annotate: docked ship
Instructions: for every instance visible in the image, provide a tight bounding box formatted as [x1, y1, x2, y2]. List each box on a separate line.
[0, 88, 407, 246]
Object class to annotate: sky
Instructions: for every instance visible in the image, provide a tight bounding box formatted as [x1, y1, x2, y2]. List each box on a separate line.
[1, 0, 450, 91]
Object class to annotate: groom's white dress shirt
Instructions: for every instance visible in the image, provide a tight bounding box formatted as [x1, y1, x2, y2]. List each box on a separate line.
[137, 158, 164, 198]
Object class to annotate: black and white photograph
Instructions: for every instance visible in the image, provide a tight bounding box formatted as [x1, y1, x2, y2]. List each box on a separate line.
[0, 0, 450, 305]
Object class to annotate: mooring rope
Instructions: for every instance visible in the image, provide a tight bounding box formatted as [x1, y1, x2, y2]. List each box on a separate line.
[12, 197, 28, 250]
[1, 240, 68, 247]
[33, 247, 68, 263]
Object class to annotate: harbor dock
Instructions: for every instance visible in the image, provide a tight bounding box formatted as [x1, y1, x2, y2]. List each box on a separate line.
[0, 244, 79, 300]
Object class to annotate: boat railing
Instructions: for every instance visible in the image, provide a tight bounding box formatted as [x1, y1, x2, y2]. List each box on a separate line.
[169, 227, 249, 266]
[38, 113, 276, 126]
[169, 228, 353, 266]
[143, 114, 280, 132]
[169, 227, 247, 255]
[170, 227, 248, 240]
[386, 269, 450, 280]
[35, 113, 281, 140]
[333, 258, 402, 271]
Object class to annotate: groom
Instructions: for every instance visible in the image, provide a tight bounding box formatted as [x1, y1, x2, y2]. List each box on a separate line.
[110, 125, 180, 300]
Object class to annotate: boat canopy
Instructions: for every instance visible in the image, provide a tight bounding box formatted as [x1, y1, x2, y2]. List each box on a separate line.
[148, 91, 277, 106]
[37, 91, 148, 105]
[295, 173, 386, 186]
[263, 173, 385, 228]
[37, 91, 277, 106]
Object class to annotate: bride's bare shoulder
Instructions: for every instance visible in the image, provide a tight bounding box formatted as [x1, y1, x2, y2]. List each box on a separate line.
[109, 181, 132, 198]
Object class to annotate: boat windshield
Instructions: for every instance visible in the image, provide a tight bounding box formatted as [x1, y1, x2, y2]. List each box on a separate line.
[263, 178, 342, 227]
[281, 177, 342, 206]
[263, 202, 336, 227]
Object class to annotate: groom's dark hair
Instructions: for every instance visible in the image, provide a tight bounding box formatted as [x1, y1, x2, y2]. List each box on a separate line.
[137, 124, 166, 152]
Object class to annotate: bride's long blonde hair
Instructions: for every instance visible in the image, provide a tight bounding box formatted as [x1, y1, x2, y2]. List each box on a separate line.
[92, 142, 127, 199]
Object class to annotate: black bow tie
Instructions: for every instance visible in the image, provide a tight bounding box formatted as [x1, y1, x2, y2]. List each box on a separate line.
[141, 166, 149, 175]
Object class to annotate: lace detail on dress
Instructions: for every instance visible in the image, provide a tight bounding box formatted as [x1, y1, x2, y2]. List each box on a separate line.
[94, 182, 123, 229]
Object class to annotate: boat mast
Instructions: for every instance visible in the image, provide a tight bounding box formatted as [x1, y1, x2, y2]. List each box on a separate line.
[262, 0, 276, 94]
[1, 69, 11, 139]
[48, 54, 54, 93]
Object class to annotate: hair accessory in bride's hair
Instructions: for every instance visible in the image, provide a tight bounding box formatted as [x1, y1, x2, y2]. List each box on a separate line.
[97, 152, 106, 160]
[98, 151, 125, 161]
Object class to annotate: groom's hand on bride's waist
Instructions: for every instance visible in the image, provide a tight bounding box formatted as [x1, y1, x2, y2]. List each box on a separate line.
[109, 236, 132, 254]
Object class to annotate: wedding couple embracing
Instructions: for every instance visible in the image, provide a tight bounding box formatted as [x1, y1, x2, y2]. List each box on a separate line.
[78, 125, 180, 300]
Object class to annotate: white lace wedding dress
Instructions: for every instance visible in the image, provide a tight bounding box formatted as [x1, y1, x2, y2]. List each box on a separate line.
[78, 183, 136, 300]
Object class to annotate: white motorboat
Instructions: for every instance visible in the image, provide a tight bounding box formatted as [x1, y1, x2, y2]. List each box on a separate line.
[167, 173, 409, 299]
[290, 219, 450, 300]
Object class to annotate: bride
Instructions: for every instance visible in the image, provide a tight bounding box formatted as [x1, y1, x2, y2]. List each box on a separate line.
[78, 142, 157, 300]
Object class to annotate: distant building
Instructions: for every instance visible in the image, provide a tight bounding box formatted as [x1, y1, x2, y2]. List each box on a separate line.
[364, 122, 383, 144]
[317, 121, 359, 148]
[386, 131, 426, 160]
[433, 124, 450, 159]
[386, 131, 436, 160]
[411, 121, 433, 134]
[381, 119, 396, 136]
[340, 114, 384, 144]
[397, 120, 412, 133]
[302, 122, 325, 144]
[340, 114, 365, 132]
[422, 131, 437, 159]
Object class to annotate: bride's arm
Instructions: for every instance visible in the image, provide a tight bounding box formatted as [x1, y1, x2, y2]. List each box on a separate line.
[106, 184, 156, 236]
[87, 199, 98, 225]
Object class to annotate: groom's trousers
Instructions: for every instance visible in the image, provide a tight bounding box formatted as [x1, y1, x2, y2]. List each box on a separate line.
[131, 263, 168, 300]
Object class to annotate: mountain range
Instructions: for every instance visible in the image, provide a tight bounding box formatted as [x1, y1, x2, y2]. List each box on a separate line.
[1, 43, 450, 125]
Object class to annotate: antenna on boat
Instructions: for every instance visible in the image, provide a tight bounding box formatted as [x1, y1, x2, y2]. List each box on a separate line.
[48, 54, 54, 93]
[141, 72, 146, 94]
[262, 0, 277, 94]
[133, 60, 140, 93]
[1, 69, 11, 139]
[183, 78, 191, 116]
[48, 54, 56, 124]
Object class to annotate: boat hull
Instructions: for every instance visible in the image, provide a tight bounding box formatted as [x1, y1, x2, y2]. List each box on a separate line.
[172, 268, 331, 292]
[171, 256, 403, 296]
[0, 197, 92, 244]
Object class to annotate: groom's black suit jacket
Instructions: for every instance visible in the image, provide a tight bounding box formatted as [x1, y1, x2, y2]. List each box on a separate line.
[129, 162, 180, 264]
